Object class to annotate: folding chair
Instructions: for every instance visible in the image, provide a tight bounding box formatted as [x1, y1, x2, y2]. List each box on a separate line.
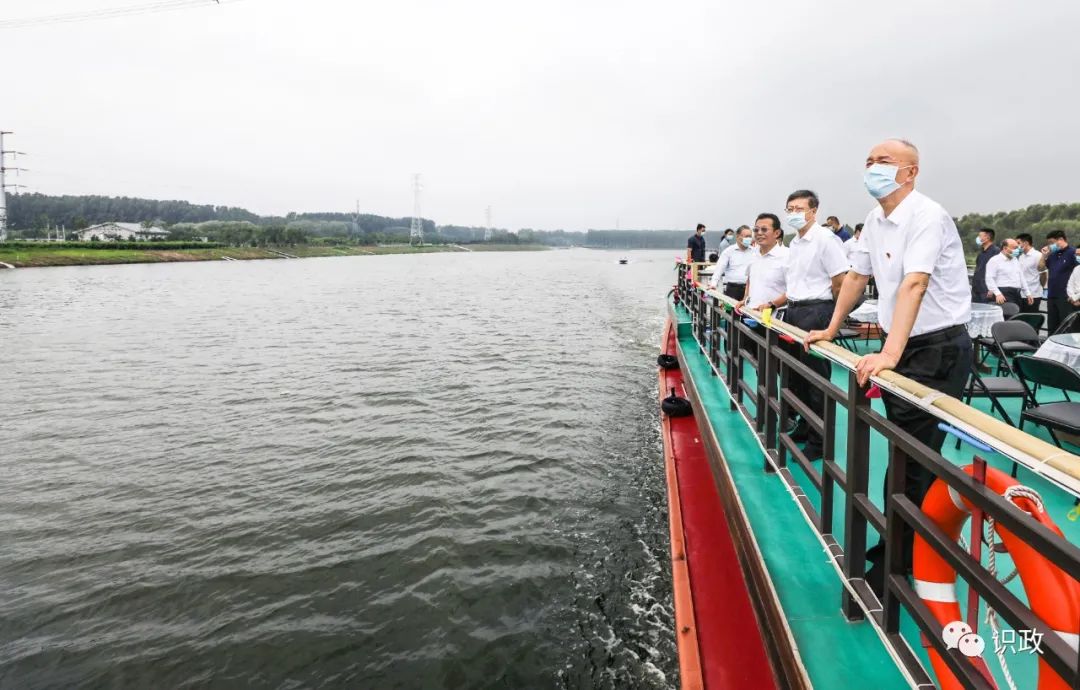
[1013, 355, 1080, 449]
[990, 320, 1041, 376]
[1009, 312, 1045, 334]
[1053, 310, 1080, 336]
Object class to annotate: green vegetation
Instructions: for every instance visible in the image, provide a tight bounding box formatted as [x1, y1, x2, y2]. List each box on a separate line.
[956, 202, 1080, 244]
[3, 240, 224, 251]
[585, 229, 688, 249]
[0, 242, 549, 268]
[6, 193, 585, 247]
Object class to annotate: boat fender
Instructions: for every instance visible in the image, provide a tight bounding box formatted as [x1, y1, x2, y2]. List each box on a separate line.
[662, 388, 693, 417]
[657, 354, 680, 370]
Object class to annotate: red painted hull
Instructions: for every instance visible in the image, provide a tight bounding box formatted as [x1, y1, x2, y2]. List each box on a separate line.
[660, 319, 776, 690]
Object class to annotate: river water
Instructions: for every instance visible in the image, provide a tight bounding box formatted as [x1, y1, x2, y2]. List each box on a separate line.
[0, 249, 679, 689]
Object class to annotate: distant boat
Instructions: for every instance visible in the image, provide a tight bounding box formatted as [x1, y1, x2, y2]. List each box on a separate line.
[618, 257, 629, 264]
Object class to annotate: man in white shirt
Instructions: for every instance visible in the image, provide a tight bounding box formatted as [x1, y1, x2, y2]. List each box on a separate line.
[737, 213, 789, 311]
[1016, 233, 1045, 314]
[805, 138, 972, 598]
[1066, 247, 1080, 314]
[781, 190, 850, 461]
[709, 225, 755, 300]
[984, 238, 1033, 310]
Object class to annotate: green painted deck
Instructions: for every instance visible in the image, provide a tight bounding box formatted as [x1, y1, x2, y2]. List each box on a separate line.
[672, 301, 1079, 689]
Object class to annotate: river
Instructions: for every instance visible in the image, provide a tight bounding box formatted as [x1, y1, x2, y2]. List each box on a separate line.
[0, 249, 679, 689]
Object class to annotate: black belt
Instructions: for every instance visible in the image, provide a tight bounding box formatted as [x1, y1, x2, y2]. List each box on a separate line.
[787, 298, 833, 307]
[881, 324, 967, 346]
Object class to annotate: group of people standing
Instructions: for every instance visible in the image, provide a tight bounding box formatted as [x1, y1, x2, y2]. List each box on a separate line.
[685, 138, 974, 598]
[971, 227, 1080, 333]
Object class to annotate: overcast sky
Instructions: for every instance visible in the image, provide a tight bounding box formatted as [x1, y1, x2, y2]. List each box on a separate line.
[2, 0, 1079, 231]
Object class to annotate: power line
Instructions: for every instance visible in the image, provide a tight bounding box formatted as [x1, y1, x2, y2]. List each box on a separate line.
[0, 0, 243, 30]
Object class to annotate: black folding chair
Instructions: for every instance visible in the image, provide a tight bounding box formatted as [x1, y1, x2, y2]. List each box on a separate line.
[990, 320, 1041, 376]
[834, 326, 862, 352]
[958, 363, 1027, 474]
[1013, 355, 1080, 449]
[1053, 310, 1080, 336]
[1009, 312, 1045, 334]
[977, 304, 1025, 367]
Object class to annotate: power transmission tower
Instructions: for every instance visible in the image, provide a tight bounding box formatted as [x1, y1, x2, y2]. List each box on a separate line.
[409, 174, 423, 246]
[351, 199, 361, 241]
[0, 131, 27, 242]
[484, 205, 492, 242]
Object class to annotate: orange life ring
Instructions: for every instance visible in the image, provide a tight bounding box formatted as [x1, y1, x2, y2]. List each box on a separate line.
[913, 465, 1080, 690]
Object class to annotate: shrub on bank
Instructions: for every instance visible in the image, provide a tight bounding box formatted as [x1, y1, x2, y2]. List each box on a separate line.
[2, 241, 224, 251]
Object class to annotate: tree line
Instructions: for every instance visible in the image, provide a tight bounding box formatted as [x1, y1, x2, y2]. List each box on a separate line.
[21, 192, 1079, 250]
[955, 202, 1080, 246]
[4, 193, 593, 246]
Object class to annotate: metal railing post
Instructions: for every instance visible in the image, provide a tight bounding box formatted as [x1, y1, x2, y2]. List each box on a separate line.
[883, 442, 908, 634]
[842, 370, 871, 620]
[762, 327, 779, 471]
[729, 319, 742, 412]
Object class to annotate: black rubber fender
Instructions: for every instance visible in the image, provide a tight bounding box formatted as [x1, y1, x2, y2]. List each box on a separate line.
[662, 387, 693, 417]
[657, 354, 679, 370]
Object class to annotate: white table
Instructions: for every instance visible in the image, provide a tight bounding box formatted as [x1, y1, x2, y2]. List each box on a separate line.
[849, 300, 878, 323]
[847, 300, 1002, 339]
[1034, 333, 1080, 371]
[968, 303, 1004, 338]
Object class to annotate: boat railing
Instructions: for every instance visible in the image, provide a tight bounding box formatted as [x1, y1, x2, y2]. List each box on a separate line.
[673, 262, 1080, 690]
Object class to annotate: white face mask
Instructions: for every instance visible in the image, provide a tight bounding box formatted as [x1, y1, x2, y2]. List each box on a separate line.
[785, 211, 807, 234]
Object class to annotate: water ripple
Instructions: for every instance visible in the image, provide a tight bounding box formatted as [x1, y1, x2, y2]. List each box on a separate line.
[1, 250, 678, 689]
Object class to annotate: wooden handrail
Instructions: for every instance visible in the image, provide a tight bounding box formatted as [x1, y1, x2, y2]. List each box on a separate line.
[685, 274, 1080, 489]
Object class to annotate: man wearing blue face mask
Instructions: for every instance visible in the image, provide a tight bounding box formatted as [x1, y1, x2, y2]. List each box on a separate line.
[984, 238, 1033, 309]
[709, 225, 755, 300]
[804, 138, 972, 598]
[780, 189, 849, 461]
[1041, 230, 1073, 334]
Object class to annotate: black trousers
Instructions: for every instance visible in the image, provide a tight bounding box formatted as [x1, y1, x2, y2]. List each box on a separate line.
[781, 301, 834, 448]
[723, 283, 746, 301]
[867, 326, 973, 575]
[1047, 297, 1072, 334]
[998, 286, 1024, 310]
[1020, 296, 1042, 314]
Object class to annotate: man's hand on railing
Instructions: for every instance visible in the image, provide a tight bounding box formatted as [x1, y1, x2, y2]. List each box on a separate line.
[803, 328, 837, 352]
[855, 351, 900, 387]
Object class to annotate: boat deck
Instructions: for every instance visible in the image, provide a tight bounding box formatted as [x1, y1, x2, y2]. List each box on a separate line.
[670, 299, 1080, 689]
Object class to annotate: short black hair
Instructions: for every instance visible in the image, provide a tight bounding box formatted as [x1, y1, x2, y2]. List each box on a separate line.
[979, 227, 995, 241]
[854, 223, 864, 232]
[826, 216, 839, 224]
[696, 223, 706, 231]
[999, 239, 1013, 250]
[724, 227, 734, 234]
[756, 212, 782, 235]
[786, 189, 819, 209]
[1017, 233, 1033, 245]
[1047, 230, 1067, 241]
[708, 252, 719, 262]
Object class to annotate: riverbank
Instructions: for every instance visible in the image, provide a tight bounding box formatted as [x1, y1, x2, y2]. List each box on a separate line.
[0, 243, 548, 268]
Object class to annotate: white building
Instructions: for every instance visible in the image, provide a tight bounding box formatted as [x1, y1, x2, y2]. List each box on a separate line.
[76, 222, 170, 242]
